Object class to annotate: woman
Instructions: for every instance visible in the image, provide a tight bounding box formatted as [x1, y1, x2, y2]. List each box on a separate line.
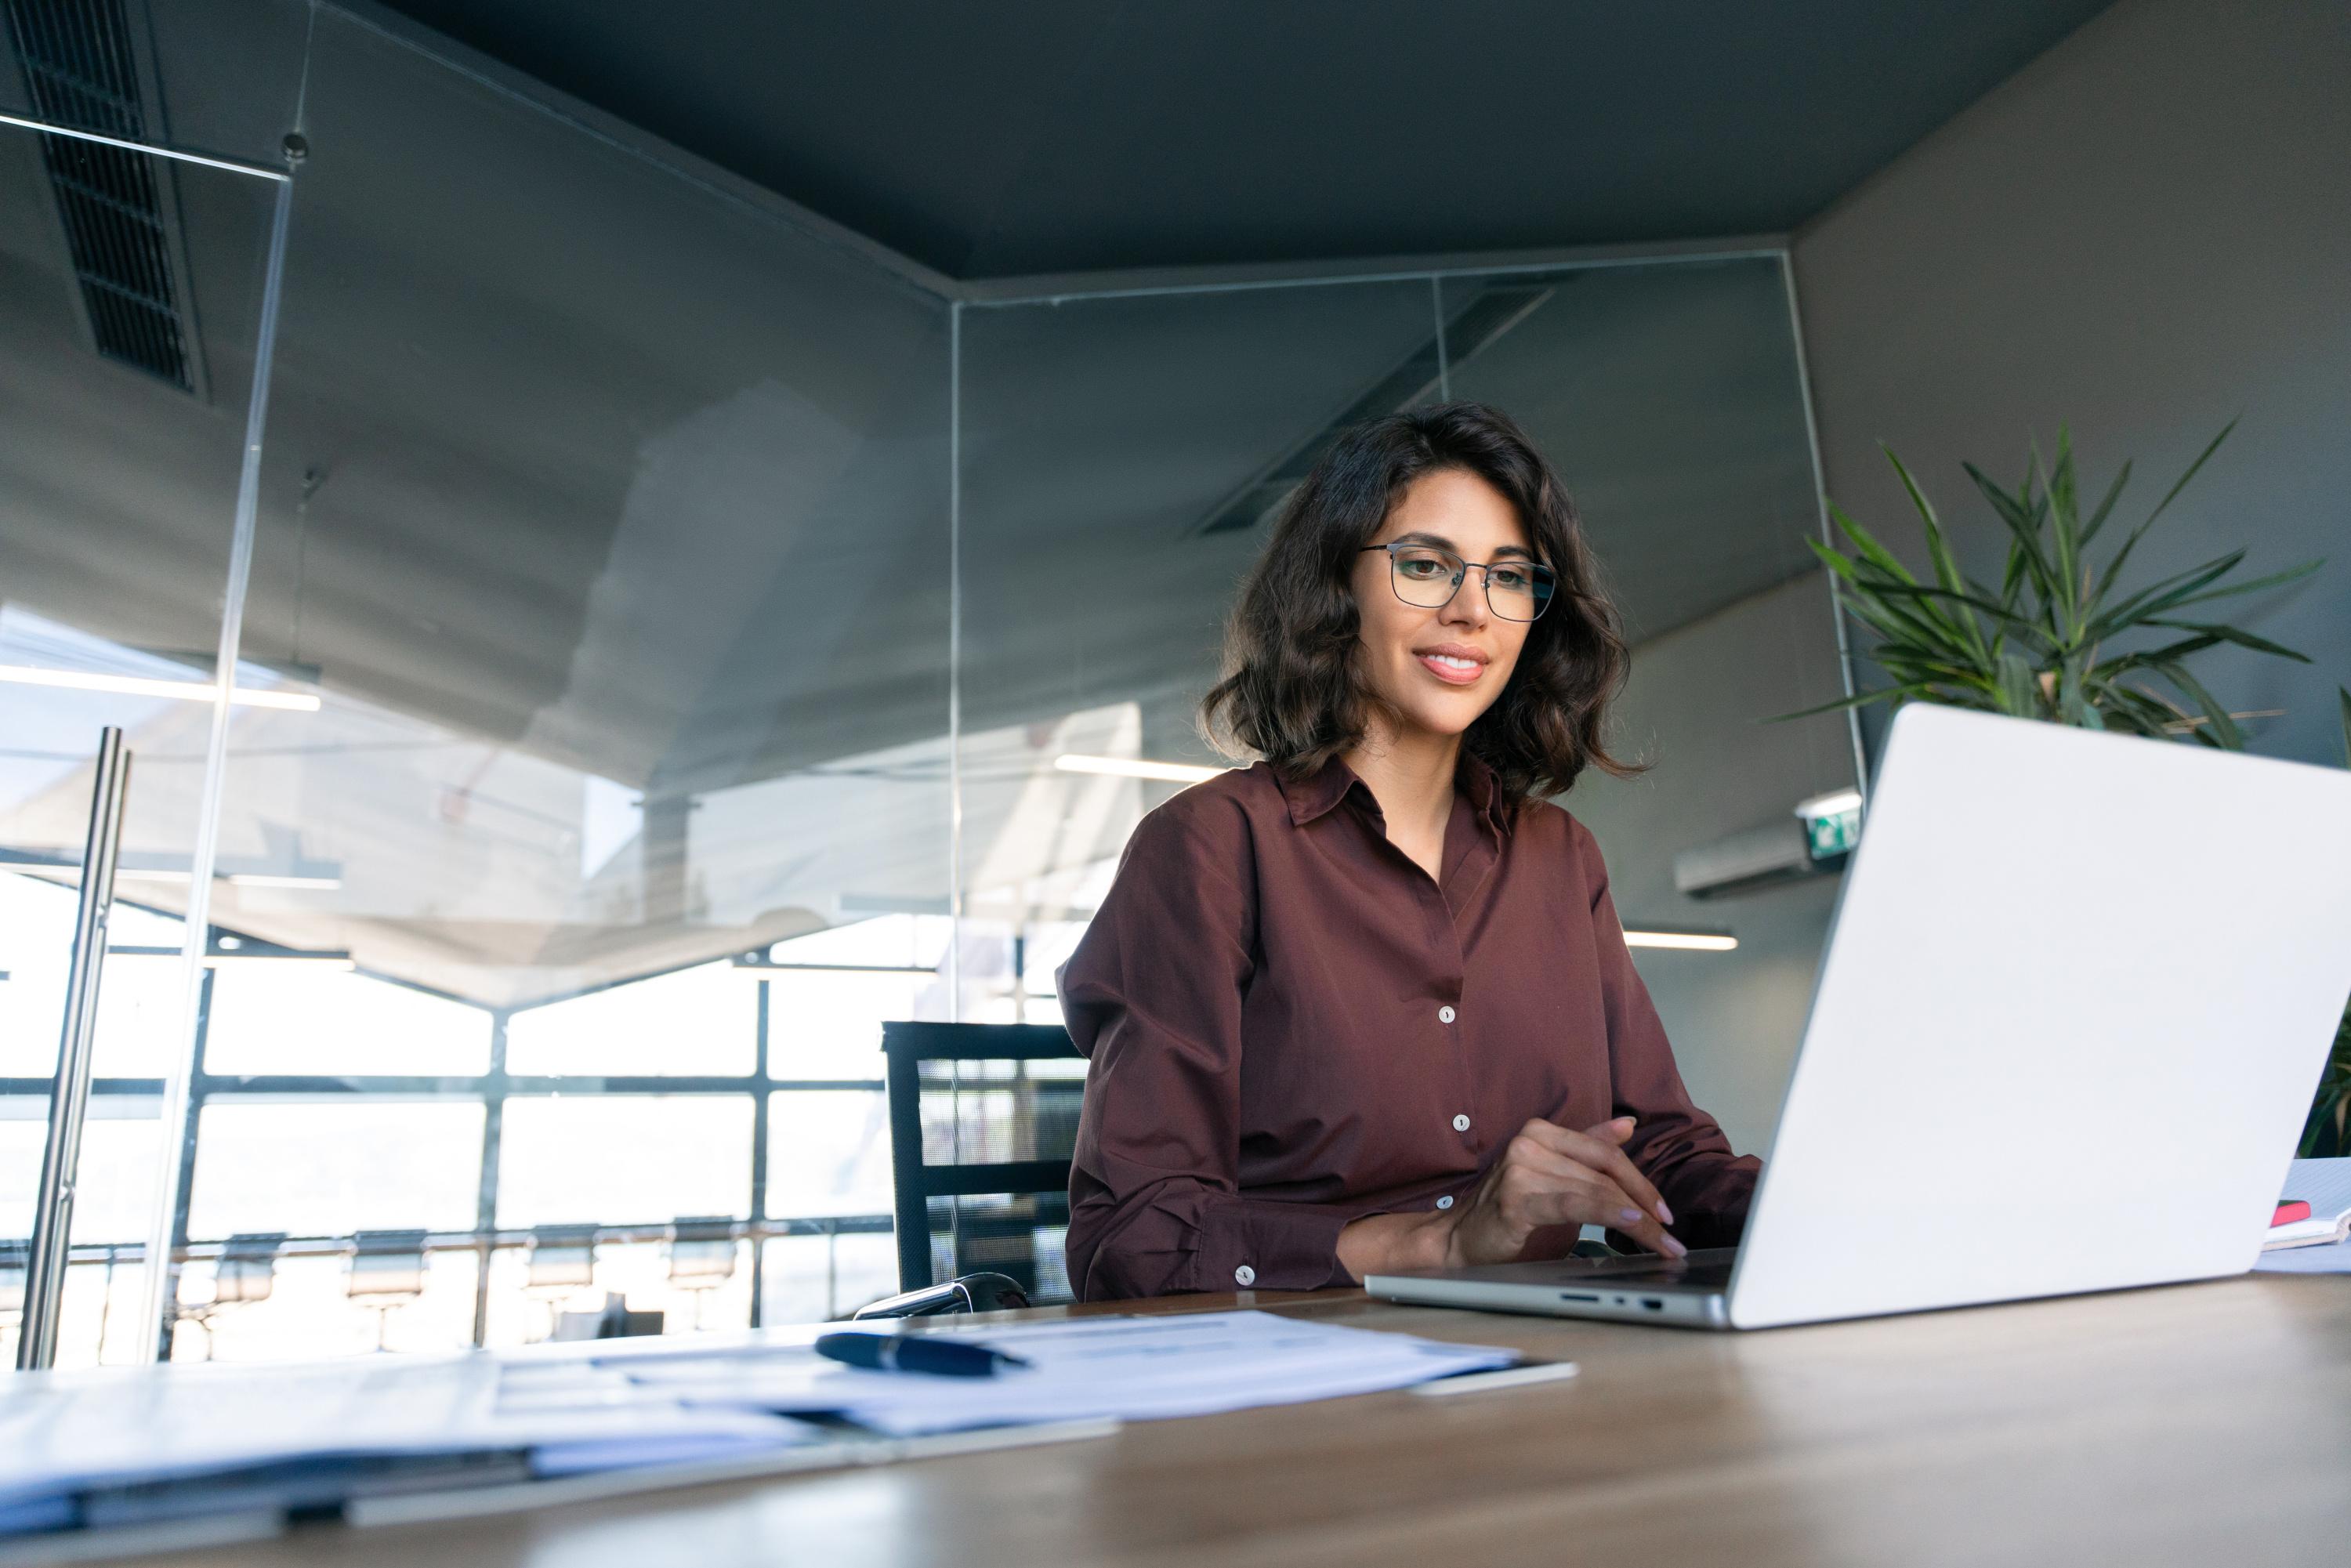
[1056, 401, 1759, 1302]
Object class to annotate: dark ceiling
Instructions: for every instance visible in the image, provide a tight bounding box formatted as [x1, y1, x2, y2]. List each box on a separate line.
[374, 0, 2114, 281]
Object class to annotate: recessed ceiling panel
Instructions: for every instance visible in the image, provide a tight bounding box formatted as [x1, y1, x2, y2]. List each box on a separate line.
[375, 0, 2117, 277]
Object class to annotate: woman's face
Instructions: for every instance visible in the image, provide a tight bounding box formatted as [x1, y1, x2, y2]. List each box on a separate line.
[1349, 467, 1538, 744]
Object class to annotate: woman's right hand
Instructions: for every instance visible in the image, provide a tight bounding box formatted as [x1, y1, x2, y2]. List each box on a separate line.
[1437, 1115, 1686, 1266]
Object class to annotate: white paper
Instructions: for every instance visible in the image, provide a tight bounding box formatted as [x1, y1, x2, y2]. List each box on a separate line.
[2254, 1237, 2351, 1273]
[0, 1352, 820, 1513]
[0, 1312, 1512, 1532]
[618, 1309, 1519, 1436]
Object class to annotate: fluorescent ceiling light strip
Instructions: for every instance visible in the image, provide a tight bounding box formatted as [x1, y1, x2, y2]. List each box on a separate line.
[0, 664, 320, 712]
[110, 950, 357, 969]
[730, 961, 938, 976]
[105, 869, 342, 890]
[1621, 930, 1738, 952]
[1054, 754, 1228, 784]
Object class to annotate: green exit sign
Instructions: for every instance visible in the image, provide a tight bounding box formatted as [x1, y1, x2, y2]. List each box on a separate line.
[1795, 790, 1863, 861]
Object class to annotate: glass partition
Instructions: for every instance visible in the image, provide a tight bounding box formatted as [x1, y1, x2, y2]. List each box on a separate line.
[954, 279, 1445, 1004]
[9, 13, 1857, 1363]
[952, 259, 1854, 1186]
[946, 280, 1447, 1290]
[0, 109, 287, 1366]
[144, 5, 953, 1359]
[1440, 259, 1853, 1155]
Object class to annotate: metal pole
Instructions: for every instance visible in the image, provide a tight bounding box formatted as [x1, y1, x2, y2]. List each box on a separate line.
[135, 167, 297, 1361]
[19, 728, 132, 1371]
[469, 1011, 509, 1349]
[748, 978, 770, 1328]
[1777, 250, 1872, 807]
[151, 967, 214, 1363]
[1430, 275, 1451, 401]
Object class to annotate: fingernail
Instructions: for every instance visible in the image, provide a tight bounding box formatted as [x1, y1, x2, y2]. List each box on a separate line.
[1619, 1208, 1643, 1226]
[1655, 1200, 1675, 1226]
[1665, 1237, 1688, 1259]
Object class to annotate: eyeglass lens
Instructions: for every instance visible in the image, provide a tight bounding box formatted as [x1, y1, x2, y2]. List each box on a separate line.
[1389, 546, 1555, 621]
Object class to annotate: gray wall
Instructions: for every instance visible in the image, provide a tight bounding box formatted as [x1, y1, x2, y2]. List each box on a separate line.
[1793, 0, 2351, 768]
[1588, 0, 2351, 1157]
[1567, 570, 1857, 1157]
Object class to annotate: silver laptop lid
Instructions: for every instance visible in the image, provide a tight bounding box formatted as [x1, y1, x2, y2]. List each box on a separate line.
[1726, 704, 2351, 1328]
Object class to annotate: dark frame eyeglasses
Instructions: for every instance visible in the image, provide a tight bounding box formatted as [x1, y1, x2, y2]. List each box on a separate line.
[1358, 543, 1556, 622]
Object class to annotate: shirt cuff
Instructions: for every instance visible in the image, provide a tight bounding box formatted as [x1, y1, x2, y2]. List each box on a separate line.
[1191, 1197, 1358, 1292]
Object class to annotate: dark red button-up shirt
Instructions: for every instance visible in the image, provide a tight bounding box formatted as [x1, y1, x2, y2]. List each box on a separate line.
[1056, 751, 1759, 1302]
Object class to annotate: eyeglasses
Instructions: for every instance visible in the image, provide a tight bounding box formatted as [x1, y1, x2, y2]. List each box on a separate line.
[1359, 543, 1556, 622]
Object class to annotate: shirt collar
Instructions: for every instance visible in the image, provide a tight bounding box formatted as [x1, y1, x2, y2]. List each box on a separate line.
[1458, 751, 1515, 837]
[1273, 751, 1515, 837]
[1273, 755, 1358, 827]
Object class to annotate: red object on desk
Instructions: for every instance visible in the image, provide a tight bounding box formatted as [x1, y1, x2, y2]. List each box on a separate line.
[2273, 1200, 2313, 1227]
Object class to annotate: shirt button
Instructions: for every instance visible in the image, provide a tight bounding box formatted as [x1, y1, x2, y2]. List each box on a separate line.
[1451, 1114, 1471, 1132]
[1436, 1195, 1454, 1211]
[1438, 1005, 1457, 1024]
[1234, 1265, 1256, 1287]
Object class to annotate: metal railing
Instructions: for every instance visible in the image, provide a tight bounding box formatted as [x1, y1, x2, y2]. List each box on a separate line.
[2, 1213, 897, 1362]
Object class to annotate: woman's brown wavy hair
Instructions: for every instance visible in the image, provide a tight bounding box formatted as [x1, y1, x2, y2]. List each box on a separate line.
[1201, 400, 1639, 807]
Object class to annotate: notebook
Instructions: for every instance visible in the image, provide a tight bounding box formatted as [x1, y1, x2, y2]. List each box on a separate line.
[2266, 1157, 2351, 1249]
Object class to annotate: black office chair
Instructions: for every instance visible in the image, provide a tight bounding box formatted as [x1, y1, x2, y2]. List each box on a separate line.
[865, 1021, 1085, 1317]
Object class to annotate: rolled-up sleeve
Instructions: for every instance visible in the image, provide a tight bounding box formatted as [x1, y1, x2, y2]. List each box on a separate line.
[1057, 802, 1355, 1301]
[1579, 826, 1762, 1251]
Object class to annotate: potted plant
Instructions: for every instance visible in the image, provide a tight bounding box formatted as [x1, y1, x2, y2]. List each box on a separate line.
[1786, 425, 2345, 1151]
[2300, 688, 2351, 1158]
[1793, 423, 2320, 741]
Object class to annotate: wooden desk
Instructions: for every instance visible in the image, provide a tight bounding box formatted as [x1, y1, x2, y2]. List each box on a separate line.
[115, 1276, 2351, 1567]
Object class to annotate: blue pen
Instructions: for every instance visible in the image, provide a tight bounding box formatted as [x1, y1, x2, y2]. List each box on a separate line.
[813, 1331, 1031, 1378]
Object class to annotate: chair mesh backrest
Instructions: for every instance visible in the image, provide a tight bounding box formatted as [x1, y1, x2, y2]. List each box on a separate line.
[348, 1229, 429, 1301]
[526, 1224, 599, 1291]
[912, 1058, 1085, 1166]
[882, 1023, 1087, 1304]
[0, 1238, 27, 1316]
[667, 1216, 737, 1284]
[216, 1233, 288, 1306]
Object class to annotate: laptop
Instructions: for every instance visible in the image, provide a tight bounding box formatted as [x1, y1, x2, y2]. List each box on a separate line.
[1369, 703, 2351, 1330]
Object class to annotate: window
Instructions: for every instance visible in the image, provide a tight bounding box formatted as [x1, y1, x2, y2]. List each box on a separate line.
[761, 1232, 897, 1323]
[0, 1099, 161, 1243]
[1, 872, 85, 1077]
[764, 1090, 892, 1219]
[505, 964, 755, 1077]
[495, 1095, 752, 1228]
[203, 967, 492, 1076]
[187, 1099, 485, 1238]
[174, 1251, 481, 1364]
[89, 958, 190, 1077]
[764, 972, 926, 1081]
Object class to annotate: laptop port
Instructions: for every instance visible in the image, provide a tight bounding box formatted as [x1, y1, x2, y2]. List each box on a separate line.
[1558, 1291, 1599, 1302]
[1641, 1298, 1666, 1312]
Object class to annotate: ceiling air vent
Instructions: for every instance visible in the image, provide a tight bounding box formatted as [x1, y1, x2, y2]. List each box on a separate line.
[5, 0, 198, 393]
